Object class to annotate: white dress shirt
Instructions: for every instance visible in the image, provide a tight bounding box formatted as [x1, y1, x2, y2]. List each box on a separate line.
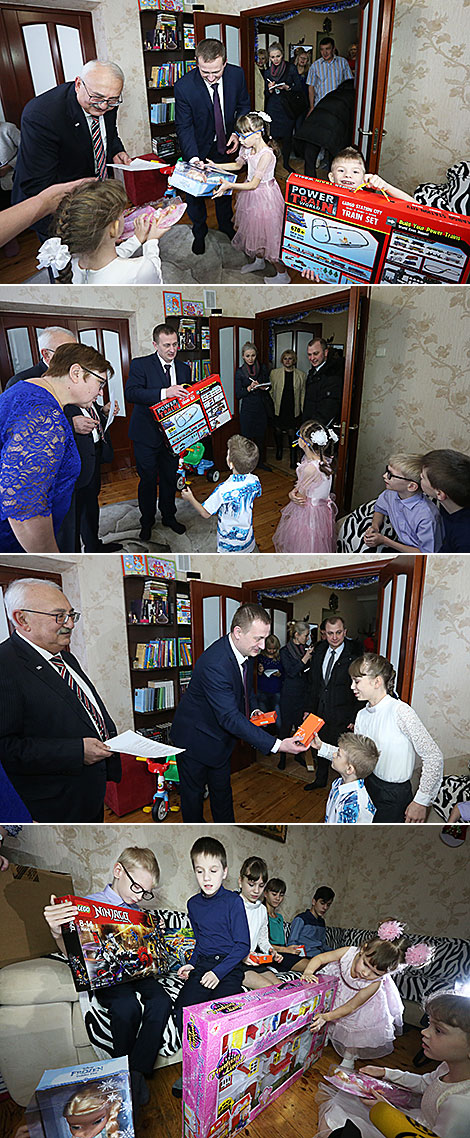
[157, 353, 176, 401]
[16, 633, 103, 729]
[322, 640, 344, 679]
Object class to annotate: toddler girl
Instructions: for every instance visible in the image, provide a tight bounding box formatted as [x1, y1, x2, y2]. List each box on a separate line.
[38, 181, 170, 283]
[304, 919, 433, 1067]
[320, 991, 470, 1137]
[273, 420, 338, 552]
[211, 111, 290, 284]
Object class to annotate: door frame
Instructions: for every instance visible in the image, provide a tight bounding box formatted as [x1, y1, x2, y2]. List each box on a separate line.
[0, 4, 97, 125]
[208, 315, 258, 469]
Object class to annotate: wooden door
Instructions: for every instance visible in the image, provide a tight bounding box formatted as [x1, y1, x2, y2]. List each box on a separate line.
[376, 555, 426, 703]
[0, 5, 97, 125]
[354, 0, 396, 170]
[193, 13, 242, 67]
[208, 316, 258, 469]
[0, 565, 63, 643]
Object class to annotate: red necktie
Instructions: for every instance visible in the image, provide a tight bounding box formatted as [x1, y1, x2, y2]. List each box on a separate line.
[50, 654, 109, 740]
[90, 116, 108, 180]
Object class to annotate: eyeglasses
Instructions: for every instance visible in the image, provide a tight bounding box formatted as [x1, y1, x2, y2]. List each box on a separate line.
[85, 367, 109, 390]
[384, 467, 415, 481]
[80, 78, 123, 109]
[119, 863, 154, 901]
[235, 130, 257, 140]
[21, 609, 81, 625]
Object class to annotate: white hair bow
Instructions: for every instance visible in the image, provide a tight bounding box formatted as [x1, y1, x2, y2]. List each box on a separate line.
[256, 111, 272, 123]
[37, 237, 71, 271]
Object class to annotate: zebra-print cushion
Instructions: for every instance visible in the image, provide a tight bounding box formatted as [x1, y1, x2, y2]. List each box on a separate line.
[325, 927, 470, 1007]
[337, 501, 398, 552]
[414, 161, 470, 216]
[431, 775, 470, 822]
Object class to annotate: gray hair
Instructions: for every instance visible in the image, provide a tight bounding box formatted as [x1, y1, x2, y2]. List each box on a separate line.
[288, 620, 310, 639]
[80, 60, 125, 85]
[4, 578, 64, 623]
[241, 341, 257, 356]
[38, 326, 75, 351]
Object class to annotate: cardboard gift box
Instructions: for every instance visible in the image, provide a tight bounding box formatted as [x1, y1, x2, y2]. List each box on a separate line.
[250, 711, 277, 727]
[151, 373, 232, 455]
[281, 174, 470, 283]
[292, 713, 325, 747]
[169, 160, 237, 197]
[182, 975, 338, 1138]
[56, 894, 171, 991]
[0, 864, 73, 968]
[28, 1057, 134, 1138]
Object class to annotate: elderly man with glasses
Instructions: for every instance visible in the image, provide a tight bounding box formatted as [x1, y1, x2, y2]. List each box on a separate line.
[12, 60, 130, 242]
[0, 577, 121, 822]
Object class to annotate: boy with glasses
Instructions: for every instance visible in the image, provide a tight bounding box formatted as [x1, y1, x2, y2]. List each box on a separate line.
[364, 453, 444, 552]
[44, 847, 171, 1114]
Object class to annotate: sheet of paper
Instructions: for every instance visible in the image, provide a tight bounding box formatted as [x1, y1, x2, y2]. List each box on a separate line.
[107, 730, 184, 758]
[104, 374, 120, 432]
[108, 158, 168, 171]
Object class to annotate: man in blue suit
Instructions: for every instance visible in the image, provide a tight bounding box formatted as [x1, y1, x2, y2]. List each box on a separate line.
[171, 603, 309, 822]
[12, 60, 130, 242]
[174, 38, 251, 254]
[126, 324, 190, 541]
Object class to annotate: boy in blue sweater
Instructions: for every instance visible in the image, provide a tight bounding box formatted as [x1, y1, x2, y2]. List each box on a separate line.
[172, 835, 250, 1096]
[287, 884, 335, 955]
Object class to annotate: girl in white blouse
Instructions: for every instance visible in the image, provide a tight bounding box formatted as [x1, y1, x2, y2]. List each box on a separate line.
[313, 653, 443, 824]
[38, 180, 166, 284]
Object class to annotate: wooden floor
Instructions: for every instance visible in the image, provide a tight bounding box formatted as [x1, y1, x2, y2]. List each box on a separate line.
[104, 759, 329, 825]
[0, 157, 313, 286]
[0, 1024, 432, 1138]
[99, 457, 293, 553]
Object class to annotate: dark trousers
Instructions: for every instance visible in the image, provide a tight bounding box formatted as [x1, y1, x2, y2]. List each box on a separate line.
[276, 130, 294, 171]
[185, 144, 234, 239]
[133, 441, 179, 526]
[174, 955, 245, 1036]
[97, 977, 172, 1076]
[76, 458, 102, 552]
[176, 751, 234, 822]
[367, 771, 412, 824]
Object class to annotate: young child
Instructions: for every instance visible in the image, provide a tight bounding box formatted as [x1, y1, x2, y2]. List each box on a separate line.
[364, 453, 444, 552]
[273, 420, 338, 552]
[328, 146, 415, 201]
[238, 856, 285, 989]
[172, 836, 250, 1096]
[43, 846, 170, 1111]
[257, 634, 284, 727]
[288, 885, 335, 956]
[38, 181, 171, 284]
[210, 111, 290, 284]
[323, 991, 470, 1137]
[304, 920, 433, 1069]
[421, 449, 470, 552]
[182, 434, 261, 552]
[325, 732, 379, 824]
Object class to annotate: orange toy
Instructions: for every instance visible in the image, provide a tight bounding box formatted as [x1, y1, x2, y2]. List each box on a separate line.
[293, 713, 325, 747]
[250, 710, 277, 727]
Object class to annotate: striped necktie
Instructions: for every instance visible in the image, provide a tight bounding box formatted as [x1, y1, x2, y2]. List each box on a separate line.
[49, 654, 109, 740]
[90, 116, 108, 180]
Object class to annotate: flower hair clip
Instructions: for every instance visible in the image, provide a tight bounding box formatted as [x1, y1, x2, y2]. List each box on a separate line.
[256, 110, 272, 123]
[405, 942, 435, 968]
[377, 920, 405, 941]
[37, 237, 71, 272]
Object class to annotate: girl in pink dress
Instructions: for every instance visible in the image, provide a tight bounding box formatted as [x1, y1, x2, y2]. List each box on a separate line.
[273, 420, 338, 552]
[303, 920, 434, 1067]
[210, 111, 290, 284]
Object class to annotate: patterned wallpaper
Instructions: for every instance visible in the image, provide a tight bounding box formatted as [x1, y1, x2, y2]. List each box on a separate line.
[5, 823, 470, 939]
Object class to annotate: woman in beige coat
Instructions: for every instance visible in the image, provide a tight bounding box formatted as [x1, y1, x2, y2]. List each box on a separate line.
[269, 349, 306, 467]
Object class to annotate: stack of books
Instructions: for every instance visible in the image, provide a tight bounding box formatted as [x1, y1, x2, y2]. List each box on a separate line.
[133, 638, 177, 669]
[189, 359, 212, 382]
[134, 680, 175, 712]
[178, 318, 197, 349]
[150, 99, 175, 123]
[178, 637, 192, 666]
[176, 594, 191, 624]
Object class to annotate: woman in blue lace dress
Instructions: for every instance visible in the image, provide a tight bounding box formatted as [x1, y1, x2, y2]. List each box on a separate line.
[0, 342, 112, 552]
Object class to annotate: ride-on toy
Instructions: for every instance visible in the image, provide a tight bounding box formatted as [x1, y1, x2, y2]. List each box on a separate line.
[176, 442, 219, 491]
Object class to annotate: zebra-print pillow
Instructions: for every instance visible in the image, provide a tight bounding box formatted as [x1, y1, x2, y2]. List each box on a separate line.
[431, 776, 470, 822]
[414, 161, 470, 216]
[337, 501, 397, 552]
[325, 927, 470, 1006]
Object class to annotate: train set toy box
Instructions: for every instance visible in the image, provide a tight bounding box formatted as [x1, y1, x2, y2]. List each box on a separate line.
[182, 976, 337, 1138]
[151, 374, 232, 455]
[281, 174, 470, 284]
[27, 1057, 134, 1138]
[55, 894, 171, 991]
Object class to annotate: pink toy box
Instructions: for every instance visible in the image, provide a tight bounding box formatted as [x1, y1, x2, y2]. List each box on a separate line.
[182, 976, 337, 1138]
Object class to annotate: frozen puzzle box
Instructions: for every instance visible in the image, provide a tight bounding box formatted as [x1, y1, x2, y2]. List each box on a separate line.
[182, 976, 338, 1138]
[281, 174, 470, 284]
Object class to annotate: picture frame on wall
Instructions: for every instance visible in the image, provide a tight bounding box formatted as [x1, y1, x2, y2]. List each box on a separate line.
[240, 825, 288, 844]
[163, 290, 183, 317]
[147, 556, 177, 580]
[182, 300, 205, 316]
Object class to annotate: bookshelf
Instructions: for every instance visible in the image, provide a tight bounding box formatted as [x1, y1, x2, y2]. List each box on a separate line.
[166, 313, 212, 385]
[124, 575, 192, 736]
[139, 4, 196, 161]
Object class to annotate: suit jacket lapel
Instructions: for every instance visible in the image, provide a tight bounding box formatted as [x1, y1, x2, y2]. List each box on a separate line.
[66, 83, 94, 167]
[223, 635, 244, 706]
[11, 632, 102, 734]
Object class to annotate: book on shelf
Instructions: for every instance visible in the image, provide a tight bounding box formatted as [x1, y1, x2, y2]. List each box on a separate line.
[179, 668, 193, 693]
[189, 358, 212, 383]
[200, 325, 210, 350]
[176, 593, 191, 624]
[134, 680, 175, 713]
[178, 637, 192, 666]
[183, 23, 195, 50]
[149, 59, 194, 87]
[131, 579, 172, 623]
[152, 135, 178, 159]
[133, 638, 177, 669]
[178, 317, 197, 350]
[150, 99, 175, 124]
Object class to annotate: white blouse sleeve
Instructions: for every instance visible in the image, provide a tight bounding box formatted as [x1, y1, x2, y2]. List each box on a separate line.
[395, 702, 444, 806]
[435, 1093, 470, 1138]
[115, 235, 142, 258]
[383, 1066, 437, 1092]
[115, 236, 162, 283]
[318, 742, 335, 761]
[258, 908, 272, 955]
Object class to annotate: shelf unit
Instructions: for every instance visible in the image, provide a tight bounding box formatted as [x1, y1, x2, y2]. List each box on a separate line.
[124, 575, 192, 734]
[166, 313, 211, 385]
[140, 6, 196, 161]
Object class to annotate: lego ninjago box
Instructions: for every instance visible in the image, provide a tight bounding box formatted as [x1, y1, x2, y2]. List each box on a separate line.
[281, 174, 470, 284]
[56, 895, 172, 992]
[182, 975, 338, 1138]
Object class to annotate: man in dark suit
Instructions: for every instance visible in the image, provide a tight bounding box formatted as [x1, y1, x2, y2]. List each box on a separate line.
[171, 602, 308, 822]
[305, 614, 361, 790]
[302, 338, 344, 426]
[4, 325, 76, 389]
[174, 38, 250, 254]
[0, 578, 121, 822]
[126, 323, 191, 541]
[12, 61, 130, 241]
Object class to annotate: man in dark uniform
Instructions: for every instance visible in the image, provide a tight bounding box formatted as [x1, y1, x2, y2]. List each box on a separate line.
[302, 337, 344, 426]
[305, 615, 362, 790]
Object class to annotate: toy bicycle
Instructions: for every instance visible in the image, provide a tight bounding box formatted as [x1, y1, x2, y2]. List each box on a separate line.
[136, 755, 181, 822]
[176, 441, 219, 491]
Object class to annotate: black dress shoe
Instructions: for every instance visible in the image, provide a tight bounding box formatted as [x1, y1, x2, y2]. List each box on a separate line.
[277, 755, 286, 771]
[192, 234, 206, 255]
[96, 540, 123, 552]
[219, 224, 236, 240]
[304, 779, 328, 791]
[139, 523, 153, 541]
[162, 518, 186, 535]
